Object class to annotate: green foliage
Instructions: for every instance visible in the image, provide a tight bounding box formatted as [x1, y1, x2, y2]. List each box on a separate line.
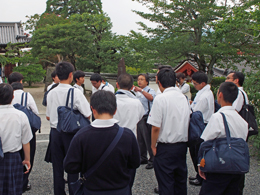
[243, 71, 260, 155]
[210, 77, 226, 98]
[13, 64, 46, 87]
[189, 83, 196, 101]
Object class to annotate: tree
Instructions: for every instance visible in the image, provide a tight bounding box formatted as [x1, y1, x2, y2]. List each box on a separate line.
[132, 0, 259, 82]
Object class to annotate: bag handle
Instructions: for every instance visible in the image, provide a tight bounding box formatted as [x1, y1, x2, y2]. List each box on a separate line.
[65, 88, 73, 107]
[220, 112, 231, 145]
[83, 127, 124, 179]
[21, 92, 28, 107]
[239, 89, 246, 106]
[70, 88, 74, 112]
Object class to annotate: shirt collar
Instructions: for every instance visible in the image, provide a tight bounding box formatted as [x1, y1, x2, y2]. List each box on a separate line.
[91, 118, 119, 128]
[58, 83, 72, 88]
[117, 89, 137, 99]
[197, 84, 211, 96]
[217, 106, 235, 112]
[163, 86, 178, 93]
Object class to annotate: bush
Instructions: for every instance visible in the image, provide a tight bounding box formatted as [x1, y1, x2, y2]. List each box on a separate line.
[13, 64, 46, 87]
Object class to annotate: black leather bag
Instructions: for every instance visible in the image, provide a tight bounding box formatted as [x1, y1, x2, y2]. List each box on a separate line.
[198, 113, 250, 174]
[57, 88, 90, 134]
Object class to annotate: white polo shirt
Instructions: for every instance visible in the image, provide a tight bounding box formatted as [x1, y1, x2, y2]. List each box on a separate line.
[74, 83, 84, 94]
[113, 89, 145, 136]
[233, 87, 249, 112]
[0, 105, 32, 153]
[201, 106, 248, 142]
[191, 84, 214, 123]
[92, 83, 111, 94]
[147, 87, 190, 143]
[46, 83, 92, 128]
[12, 89, 39, 115]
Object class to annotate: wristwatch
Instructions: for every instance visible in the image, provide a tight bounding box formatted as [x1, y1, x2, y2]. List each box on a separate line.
[141, 89, 144, 93]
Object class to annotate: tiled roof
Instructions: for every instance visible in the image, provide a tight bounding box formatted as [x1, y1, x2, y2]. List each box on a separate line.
[0, 22, 31, 45]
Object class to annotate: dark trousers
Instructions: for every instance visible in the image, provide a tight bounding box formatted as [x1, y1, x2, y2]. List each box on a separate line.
[50, 128, 78, 195]
[189, 141, 203, 182]
[154, 142, 187, 195]
[238, 174, 245, 195]
[137, 116, 154, 164]
[19, 131, 36, 191]
[199, 173, 243, 195]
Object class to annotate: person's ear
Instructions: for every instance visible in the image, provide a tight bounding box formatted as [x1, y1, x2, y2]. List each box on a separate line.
[116, 82, 119, 89]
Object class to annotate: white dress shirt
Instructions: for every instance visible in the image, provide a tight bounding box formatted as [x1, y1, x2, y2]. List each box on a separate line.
[91, 118, 119, 128]
[47, 82, 55, 91]
[107, 82, 115, 93]
[46, 83, 92, 128]
[201, 106, 248, 142]
[74, 83, 84, 94]
[191, 84, 214, 123]
[147, 87, 190, 143]
[233, 87, 249, 112]
[0, 105, 32, 153]
[12, 89, 39, 115]
[113, 89, 145, 136]
[92, 83, 111, 94]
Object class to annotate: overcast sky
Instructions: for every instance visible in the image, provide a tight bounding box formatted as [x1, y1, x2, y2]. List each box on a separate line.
[1, 0, 157, 35]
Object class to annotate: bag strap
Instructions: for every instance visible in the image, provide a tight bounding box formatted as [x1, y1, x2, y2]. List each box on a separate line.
[21, 92, 28, 107]
[21, 92, 24, 105]
[220, 112, 231, 144]
[70, 88, 74, 111]
[83, 127, 124, 179]
[239, 89, 246, 106]
[65, 88, 73, 107]
[101, 82, 108, 90]
[147, 88, 151, 113]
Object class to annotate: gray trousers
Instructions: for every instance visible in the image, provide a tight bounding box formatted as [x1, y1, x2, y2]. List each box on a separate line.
[137, 115, 154, 163]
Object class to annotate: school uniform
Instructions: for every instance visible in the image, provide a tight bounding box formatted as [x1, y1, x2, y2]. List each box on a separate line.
[233, 87, 249, 112]
[47, 82, 55, 91]
[190, 84, 214, 184]
[73, 83, 84, 94]
[0, 105, 32, 195]
[46, 83, 92, 195]
[113, 89, 145, 136]
[92, 83, 111, 94]
[11, 89, 39, 191]
[199, 106, 248, 195]
[179, 82, 191, 100]
[107, 82, 115, 93]
[147, 87, 190, 195]
[136, 86, 156, 165]
[64, 119, 140, 195]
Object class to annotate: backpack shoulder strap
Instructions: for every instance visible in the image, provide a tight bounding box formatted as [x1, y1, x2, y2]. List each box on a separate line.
[239, 89, 246, 105]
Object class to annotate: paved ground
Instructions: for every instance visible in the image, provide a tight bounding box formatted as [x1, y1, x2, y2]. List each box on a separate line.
[23, 84, 260, 195]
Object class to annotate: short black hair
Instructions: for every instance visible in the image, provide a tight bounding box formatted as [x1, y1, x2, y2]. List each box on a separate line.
[90, 73, 102, 82]
[158, 65, 172, 71]
[157, 68, 176, 88]
[138, 73, 149, 85]
[176, 72, 186, 79]
[73, 70, 85, 83]
[51, 70, 57, 81]
[0, 83, 13, 105]
[230, 71, 245, 86]
[192, 71, 208, 84]
[8, 72, 24, 84]
[55, 61, 74, 81]
[117, 73, 133, 90]
[90, 90, 116, 115]
[11, 82, 23, 90]
[219, 82, 238, 103]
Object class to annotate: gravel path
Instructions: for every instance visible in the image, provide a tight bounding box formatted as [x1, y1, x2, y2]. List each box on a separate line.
[23, 84, 260, 195]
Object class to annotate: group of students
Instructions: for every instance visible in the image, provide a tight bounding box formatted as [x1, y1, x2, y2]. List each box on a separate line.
[0, 60, 251, 195]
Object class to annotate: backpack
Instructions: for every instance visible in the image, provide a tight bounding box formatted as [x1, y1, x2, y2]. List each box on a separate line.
[239, 90, 258, 137]
[13, 92, 41, 133]
[188, 110, 205, 146]
[42, 83, 59, 106]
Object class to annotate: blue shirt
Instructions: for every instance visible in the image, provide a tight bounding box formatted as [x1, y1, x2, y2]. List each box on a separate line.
[136, 86, 156, 115]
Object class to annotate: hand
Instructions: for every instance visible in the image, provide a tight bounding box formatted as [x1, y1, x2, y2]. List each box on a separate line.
[198, 166, 206, 180]
[133, 86, 142, 92]
[46, 116, 50, 121]
[22, 160, 31, 174]
[151, 146, 157, 156]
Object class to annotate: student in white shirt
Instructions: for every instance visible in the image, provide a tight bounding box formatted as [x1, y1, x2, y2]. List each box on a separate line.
[189, 71, 214, 186]
[0, 83, 32, 195]
[102, 77, 115, 93]
[199, 82, 248, 195]
[8, 72, 39, 192]
[45, 61, 92, 195]
[225, 71, 249, 195]
[134, 73, 156, 169]
[47, 70, 60, 91]
[90, 73, 110, 94]
[176, 72, 191, 100]
[148, 68, 190, 195]
[225, 71, 249, 112]
[73, 70, 85, 94]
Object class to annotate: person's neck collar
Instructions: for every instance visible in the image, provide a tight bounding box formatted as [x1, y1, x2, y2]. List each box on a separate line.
[60, 80, 71, 84]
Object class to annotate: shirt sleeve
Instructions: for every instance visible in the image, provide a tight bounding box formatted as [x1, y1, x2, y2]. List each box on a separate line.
[201, 113, 222, 141]
[75, 90, 92, 118]
[64, 134, 83, 174]
[28, 93, 39, 115]
[181, 83, 190, 94]
[233, 91, 244, 112]
[21, 113, 33, 144]
[147, 97, 162, 127]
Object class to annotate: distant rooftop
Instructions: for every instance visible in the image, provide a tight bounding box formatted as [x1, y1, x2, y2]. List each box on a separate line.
[0, 22, 31, 46]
